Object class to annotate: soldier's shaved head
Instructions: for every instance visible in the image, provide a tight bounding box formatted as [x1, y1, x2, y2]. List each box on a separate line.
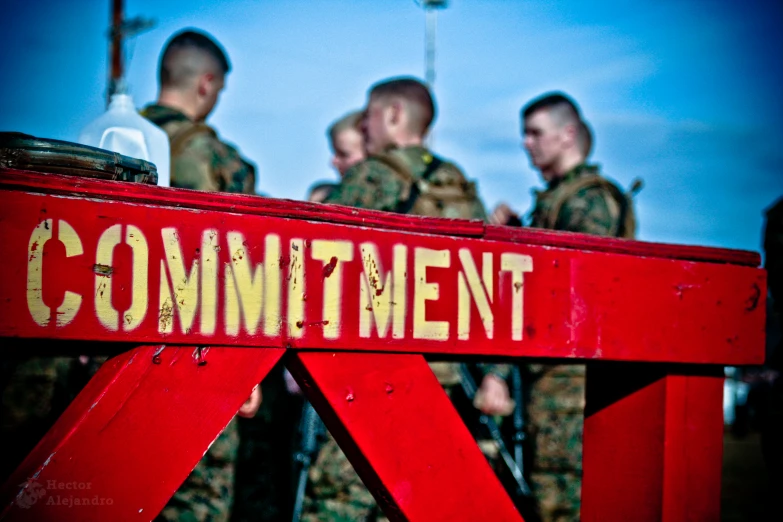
[522, 92, 581, 129]
[159, 29, 230, 89]
[522, 92, 587, 179]
[369, 77, 436, 135]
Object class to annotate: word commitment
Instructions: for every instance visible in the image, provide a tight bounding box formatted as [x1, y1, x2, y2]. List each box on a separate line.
[26, 220, 534, 341]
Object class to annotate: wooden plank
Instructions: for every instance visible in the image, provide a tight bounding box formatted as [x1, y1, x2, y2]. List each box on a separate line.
[0, 345, 283, 521]
[287, 351, 523, 521]
[0, 169, 484, 238]
[581, 364, 723, 522]
[0, 188, 765, 365]
[0, 168, 760, 266]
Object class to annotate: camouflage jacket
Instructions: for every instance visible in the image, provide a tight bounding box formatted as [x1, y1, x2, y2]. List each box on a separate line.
[140, 104, 256, 194]
[326, 145, 506, 383]
[324, 145, 486, 221]
[529, 163, 623, 237]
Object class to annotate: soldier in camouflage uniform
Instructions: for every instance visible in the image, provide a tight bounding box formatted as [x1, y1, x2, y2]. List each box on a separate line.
[141, 30, 255, 196]
[140, 29, 259, 522]
[301, 77, 513, 521]
[492, 93, 633, 522]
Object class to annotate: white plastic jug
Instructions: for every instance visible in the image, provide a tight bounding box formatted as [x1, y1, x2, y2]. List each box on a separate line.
[78, 94, 171, 187]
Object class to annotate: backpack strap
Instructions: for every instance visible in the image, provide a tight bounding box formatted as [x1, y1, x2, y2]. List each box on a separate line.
[369, 150, 445, 215]
[169, 122, 217, 158]
[398, 153, 444, 214]
[420, 153, 444, 182]
[547, 175, 630, 237]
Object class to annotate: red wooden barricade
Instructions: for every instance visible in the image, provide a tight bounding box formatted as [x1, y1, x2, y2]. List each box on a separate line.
[0, 168, 766, 521]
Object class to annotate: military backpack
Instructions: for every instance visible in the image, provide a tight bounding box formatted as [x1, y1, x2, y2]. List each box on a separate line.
[543, 174, 640, 239]
[371, 149, 484, 220]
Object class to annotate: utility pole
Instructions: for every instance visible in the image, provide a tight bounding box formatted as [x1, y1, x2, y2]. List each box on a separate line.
[107, 0, 155, 105]
[419, 0, 448, 146]
[421, 0, 448, 89]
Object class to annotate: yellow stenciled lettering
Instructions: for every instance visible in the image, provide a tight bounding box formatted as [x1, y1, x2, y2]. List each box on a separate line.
[359, 243, 407, 339]
[27, 220, 53, 327]
[201, 229, 218, 335]
[458, 250, 494, 340]
[95, 225, 149, 332]
[311, 240, 354, 339]
[224, 232, 281, 336]
[287, 239, 305, 338]
[159, 228, 199, 334]
[95, 225, 121, 331]
[124, 225, 149, 331]
[413, 247, 450, 340]
[26, 219, 83, 327]
[500, 253, 533, 341]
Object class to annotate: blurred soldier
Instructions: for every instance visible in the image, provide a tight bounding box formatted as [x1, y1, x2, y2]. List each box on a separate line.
[138, 28, 260, 522]
[507, 92, 634, 522]
[141, 29, 256, 195]
[490, 116, 595, 228]
[328, 110, 366, 178]
[305, 110, 367, 204]
[306, 181, 339, 204]
[522, 93, 633, 237]
[301, 77, 512, 521]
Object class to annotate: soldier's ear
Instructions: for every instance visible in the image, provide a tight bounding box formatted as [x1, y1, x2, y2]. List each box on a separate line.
[562, 122, 577, 147]
[197, 73, 212, 96]
[388, 100, 403, 126]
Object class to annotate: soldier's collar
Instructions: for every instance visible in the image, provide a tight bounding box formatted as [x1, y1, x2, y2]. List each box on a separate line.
[548, 162, 599, 189]
[139, 104, 192, 125]
[383, 143, 428, 153]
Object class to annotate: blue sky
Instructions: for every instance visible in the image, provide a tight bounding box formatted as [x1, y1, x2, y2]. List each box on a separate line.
[1, 0, 781, 254]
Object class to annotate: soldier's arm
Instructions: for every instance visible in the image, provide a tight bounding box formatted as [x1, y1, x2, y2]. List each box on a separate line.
[171, 133, 222, 192]
[218, 142, 256, 195]
[240, 159, 257, 195]
[324, 159, 406, 211]
[557, 186, 617, 236]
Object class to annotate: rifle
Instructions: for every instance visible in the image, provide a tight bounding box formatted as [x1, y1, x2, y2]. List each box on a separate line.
[458, 363, 532, 497]
[510, 365, 526, 480]
[292, 400, 325, 522]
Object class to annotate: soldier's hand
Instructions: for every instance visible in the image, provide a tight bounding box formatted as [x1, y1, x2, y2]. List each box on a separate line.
[238, 384, 262, 418]
[490, 203, 520, 226]
[475, 374, 514, 416]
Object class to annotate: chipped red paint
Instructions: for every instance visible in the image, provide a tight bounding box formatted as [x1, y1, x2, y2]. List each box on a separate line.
[0, 170, 766, 365]
[0, 167, 767, 521]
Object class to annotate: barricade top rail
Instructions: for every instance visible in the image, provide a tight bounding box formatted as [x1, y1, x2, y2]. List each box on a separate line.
[0, 168, 760, 267]
[0, 167, 766, 366]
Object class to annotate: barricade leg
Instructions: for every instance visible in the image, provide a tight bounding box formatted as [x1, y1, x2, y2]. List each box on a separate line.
[0, 344, 283, 521]
[582, 363, 724, 522]
[288, 351, 523, 522]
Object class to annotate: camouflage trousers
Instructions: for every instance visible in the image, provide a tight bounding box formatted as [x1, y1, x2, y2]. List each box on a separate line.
[302, 431, 388, 522]
[156, 418, 239, 522]
[526, 364, 585, 522]
[1, 356, 77, 481]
